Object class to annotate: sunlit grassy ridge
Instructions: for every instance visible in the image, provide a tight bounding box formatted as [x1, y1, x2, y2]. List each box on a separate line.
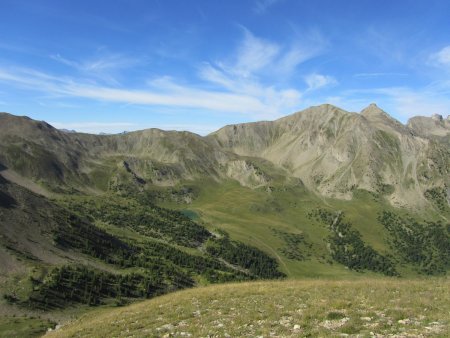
[46, 278, 450, 337]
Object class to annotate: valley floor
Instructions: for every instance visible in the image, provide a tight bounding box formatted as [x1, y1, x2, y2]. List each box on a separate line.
[46, 278, 449, 337]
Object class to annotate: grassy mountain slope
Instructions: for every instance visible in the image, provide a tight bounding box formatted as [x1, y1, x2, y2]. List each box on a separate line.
[166, 178, 449, 278]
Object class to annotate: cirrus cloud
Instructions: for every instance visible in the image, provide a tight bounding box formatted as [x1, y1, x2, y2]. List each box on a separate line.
[304, 73, 337, 91]
[429, 45, 450, 69]
[0, 28, 333, 119]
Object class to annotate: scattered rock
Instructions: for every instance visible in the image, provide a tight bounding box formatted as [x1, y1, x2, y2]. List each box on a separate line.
[157, 323, 174, 331]
[321, 317, 350, 330]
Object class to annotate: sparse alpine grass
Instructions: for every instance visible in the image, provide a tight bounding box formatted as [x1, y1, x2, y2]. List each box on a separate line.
[46, 278, 449, 337]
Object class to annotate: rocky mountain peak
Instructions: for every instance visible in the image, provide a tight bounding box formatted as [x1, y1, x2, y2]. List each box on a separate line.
[432, 114, 443, 121]
[360, 103, 388, 118]
[407, 113, 450, 138]
[360, 103, 407, 134]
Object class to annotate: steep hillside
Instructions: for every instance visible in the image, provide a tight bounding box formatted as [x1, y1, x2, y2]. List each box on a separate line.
[0, 173, 85, 270]
[0, 172, 284, 336]
[0, 113, 86, 190]
[208, 104, 450, 207]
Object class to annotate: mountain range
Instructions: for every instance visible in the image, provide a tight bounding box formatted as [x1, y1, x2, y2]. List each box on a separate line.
[0, 104, 449, 333]
[1, 103, 449, 207]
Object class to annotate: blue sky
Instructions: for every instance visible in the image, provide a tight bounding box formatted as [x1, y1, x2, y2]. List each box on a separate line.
[1, 0, 450, 134]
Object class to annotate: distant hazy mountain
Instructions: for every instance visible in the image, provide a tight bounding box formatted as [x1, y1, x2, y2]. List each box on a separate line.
[59, 128, 77, 133]
[407, 113, 450, 147]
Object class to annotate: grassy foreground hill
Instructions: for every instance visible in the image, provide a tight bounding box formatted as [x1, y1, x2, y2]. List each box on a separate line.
[46, 278, 450, 337]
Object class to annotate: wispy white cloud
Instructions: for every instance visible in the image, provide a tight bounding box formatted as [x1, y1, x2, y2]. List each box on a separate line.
[304, 73, 337, 91]
[276, 45, 317, 75]
[197, 45, 302, 116]
[253, 0, 283, 14]
[52, 53, 136, 72]
[198, 62, 302, 117]
[50, 53, 139, 85]
[375, 87, 450, 119]
[224, 27, 326, 78]
[67, 82, 269, 114]
[50, 54, 78, 68]
[0, 29, 332, 119]
[196, 29, 330, 117]
[354, 72, 408, 78]
[0, 67, 270, 115]
[358, 27, 406, 65]
[0, 67, 69, 94]
[429, 45, 450, 70]
[233, 29, 280, 77]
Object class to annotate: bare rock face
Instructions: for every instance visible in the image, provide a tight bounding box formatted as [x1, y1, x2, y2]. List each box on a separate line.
[226, 159, 269, 188]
